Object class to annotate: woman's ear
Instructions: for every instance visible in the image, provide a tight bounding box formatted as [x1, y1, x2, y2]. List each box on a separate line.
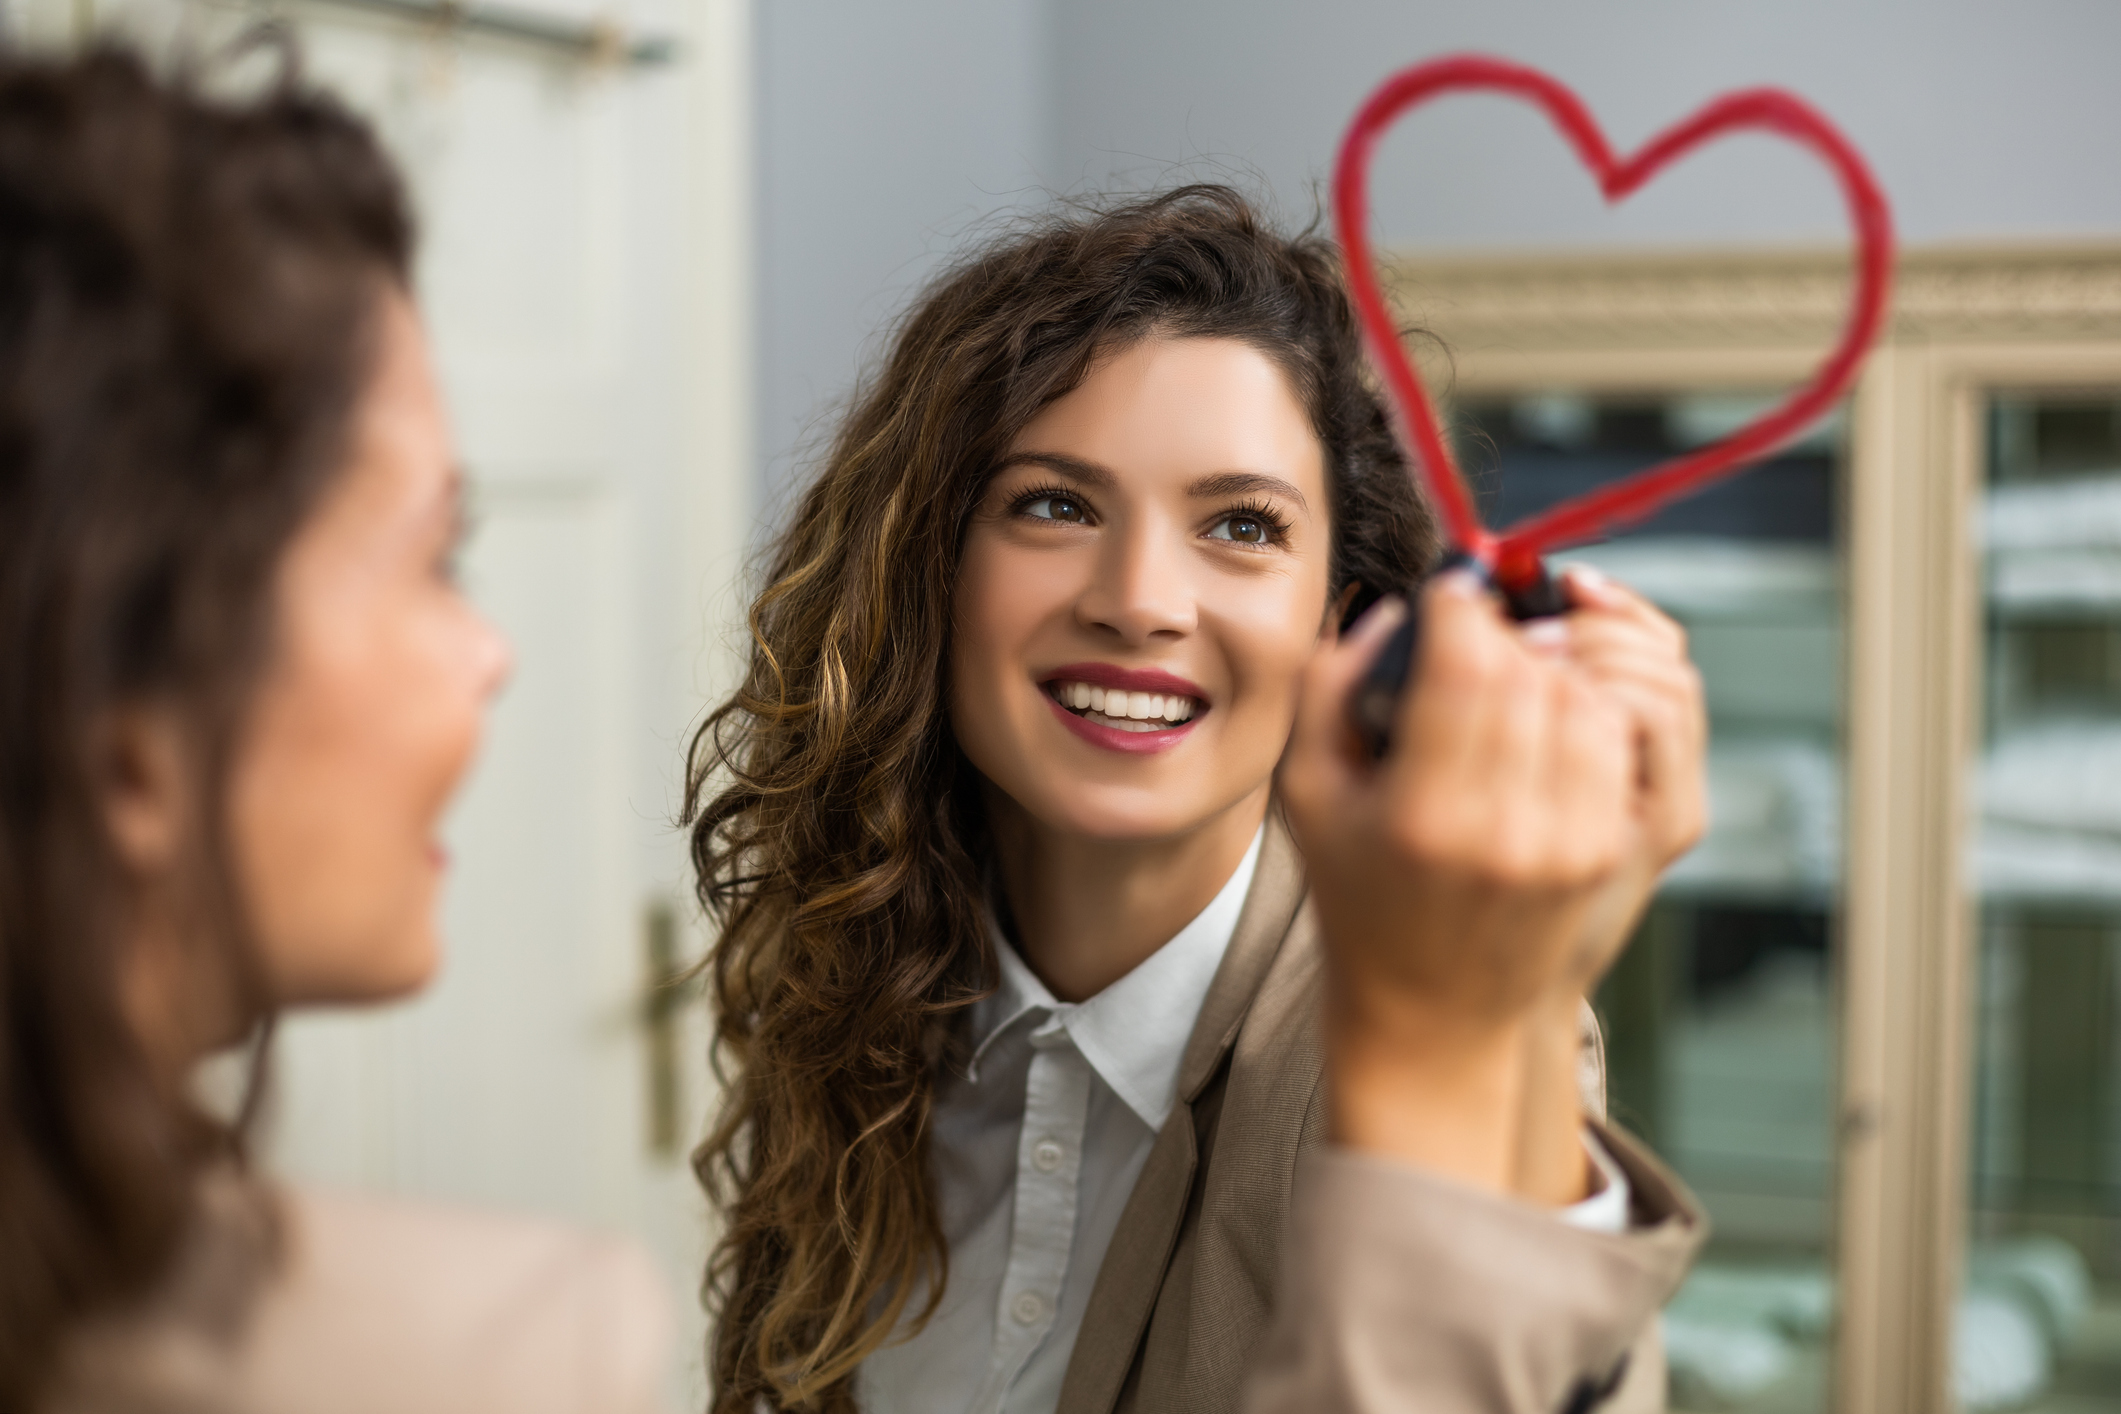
[96, 706, 193, 877]
[1324, 581, 1366, 641]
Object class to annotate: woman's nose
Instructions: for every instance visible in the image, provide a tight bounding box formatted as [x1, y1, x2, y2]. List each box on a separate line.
[476, 612, 514, 700]
[1074, 521, 1198, 646]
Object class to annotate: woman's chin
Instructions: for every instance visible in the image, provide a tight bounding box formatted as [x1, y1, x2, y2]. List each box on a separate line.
[363, 930, 443, 1001]
[276, 927, 441, 1008]
[1026, 782, 1248, 847]
[966, 707, 1276, 847]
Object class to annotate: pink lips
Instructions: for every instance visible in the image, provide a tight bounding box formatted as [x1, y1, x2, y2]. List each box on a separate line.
[1041, 661, 1207, 755]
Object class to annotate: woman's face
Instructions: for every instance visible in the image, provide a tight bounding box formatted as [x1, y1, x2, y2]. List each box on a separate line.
[227, 292, 509, 1006]
[952, 335, 1333, 842]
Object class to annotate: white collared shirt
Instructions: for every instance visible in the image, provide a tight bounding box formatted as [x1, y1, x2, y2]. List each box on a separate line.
[856, 827, 1627, 1414]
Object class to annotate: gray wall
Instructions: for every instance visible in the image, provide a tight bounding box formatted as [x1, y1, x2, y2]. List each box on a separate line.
[753, 0, 1052, 515]
[1053, 0, 2121, 249]
[755, 0, 2121, 509]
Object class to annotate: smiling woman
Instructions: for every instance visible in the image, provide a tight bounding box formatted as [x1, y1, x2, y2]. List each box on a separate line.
[687, 186, 1709, 1414]
[685, 190, 1431, 1411]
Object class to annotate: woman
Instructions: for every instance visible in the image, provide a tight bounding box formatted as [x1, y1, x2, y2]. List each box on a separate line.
[688, 187, 1710, 1414]
[0, 47, 670, 1413]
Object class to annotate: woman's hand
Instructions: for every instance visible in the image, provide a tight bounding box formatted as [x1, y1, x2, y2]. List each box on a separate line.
[1545, 565, 1707, 993]
[1279, 569, 1699, 1205]
[1511, 566, 1707, 1205]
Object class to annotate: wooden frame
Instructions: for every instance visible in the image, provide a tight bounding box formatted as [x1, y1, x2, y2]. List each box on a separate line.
[1386, 243, 2121, 1413]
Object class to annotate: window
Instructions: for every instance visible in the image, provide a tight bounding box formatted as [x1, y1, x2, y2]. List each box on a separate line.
[1392, 243, 2121, 1413]
[1456, 390, 1849, 1412]
[1965, 394, 2121, 1409]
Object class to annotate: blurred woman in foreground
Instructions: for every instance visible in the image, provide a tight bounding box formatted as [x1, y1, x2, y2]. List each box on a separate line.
[0, 47, 669, 1413]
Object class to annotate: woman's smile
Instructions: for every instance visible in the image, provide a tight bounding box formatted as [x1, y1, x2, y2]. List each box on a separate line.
[1040, 662, 1208, 752]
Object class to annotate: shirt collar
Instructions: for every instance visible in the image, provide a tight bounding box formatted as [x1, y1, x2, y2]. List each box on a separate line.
[966, 827, 1266, 1132]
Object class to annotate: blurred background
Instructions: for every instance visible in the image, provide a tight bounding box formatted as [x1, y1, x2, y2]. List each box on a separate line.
[14, 1, 2121, 1409]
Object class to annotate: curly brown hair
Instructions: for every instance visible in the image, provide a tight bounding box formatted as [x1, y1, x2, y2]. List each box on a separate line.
[0, 42, 410, 1410]
[684, 185, 1437, 1413]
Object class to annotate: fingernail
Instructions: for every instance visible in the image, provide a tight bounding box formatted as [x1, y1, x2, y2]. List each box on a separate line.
[1435, 568, 1483, 599]
[1350, 594, 1407, 639]
[1563, 563, 1609, 592]
[1523, 619, 1570, 651]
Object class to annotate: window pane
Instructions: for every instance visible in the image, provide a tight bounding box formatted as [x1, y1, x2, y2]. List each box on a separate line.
[1458, 392, 1847, 1414]
[1966, 394, 2121, 1413]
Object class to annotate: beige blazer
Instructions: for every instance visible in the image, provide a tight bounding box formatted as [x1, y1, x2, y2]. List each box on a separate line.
[52, 812, 1699, 1414]
[47, 1180, 673, 1414]
[1058, 812, 1709, 1414]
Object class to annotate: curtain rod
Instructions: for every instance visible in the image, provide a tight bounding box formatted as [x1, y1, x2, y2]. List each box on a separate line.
[296, 0, 678, 66]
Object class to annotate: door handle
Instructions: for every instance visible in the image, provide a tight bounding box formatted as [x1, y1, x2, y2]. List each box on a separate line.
[640, 898, 697, 1160]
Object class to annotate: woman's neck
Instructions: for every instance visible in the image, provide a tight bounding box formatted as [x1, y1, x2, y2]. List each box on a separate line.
[989, 784, 1271, 1003]
[122, 906, 246, 1090]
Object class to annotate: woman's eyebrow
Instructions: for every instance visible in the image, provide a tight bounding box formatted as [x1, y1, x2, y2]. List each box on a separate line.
[991, 451, 1118, 488]
[1189, 471, 1310, 512]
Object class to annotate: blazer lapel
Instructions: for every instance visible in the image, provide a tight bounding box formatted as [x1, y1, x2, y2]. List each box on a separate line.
[1054, 813, 1310, 1414]
[1175, 812, 1309, 1106]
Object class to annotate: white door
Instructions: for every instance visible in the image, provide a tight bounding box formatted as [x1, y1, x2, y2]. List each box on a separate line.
[16, 0, 755, 1398]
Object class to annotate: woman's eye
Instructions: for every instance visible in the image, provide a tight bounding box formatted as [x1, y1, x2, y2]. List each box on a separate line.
[1209, 514, 1269, 544]
[1023, 495, 1086, 523]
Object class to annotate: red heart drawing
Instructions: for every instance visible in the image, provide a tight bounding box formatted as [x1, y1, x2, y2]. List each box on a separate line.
[1334, 55, 1894, 591]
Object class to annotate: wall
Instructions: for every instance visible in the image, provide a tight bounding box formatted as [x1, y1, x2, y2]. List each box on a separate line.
[753, 0, 1052, 516]
[755, 0, 2121, 506]
[1052, 0, 2121, 249]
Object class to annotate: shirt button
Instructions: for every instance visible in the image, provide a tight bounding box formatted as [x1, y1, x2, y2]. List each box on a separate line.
[1032, 1139, 1064, 1173]
[1011, 1291, 1045, 1325]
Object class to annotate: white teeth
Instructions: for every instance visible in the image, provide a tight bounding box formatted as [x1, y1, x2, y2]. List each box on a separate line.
[1051, 680, 1202, 729]
[1097, 715, 1162, 732]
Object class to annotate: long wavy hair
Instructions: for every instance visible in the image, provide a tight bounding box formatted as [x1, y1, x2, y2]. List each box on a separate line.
[0, 44, 410, 1409]
[685, 185, 1438, 1413]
